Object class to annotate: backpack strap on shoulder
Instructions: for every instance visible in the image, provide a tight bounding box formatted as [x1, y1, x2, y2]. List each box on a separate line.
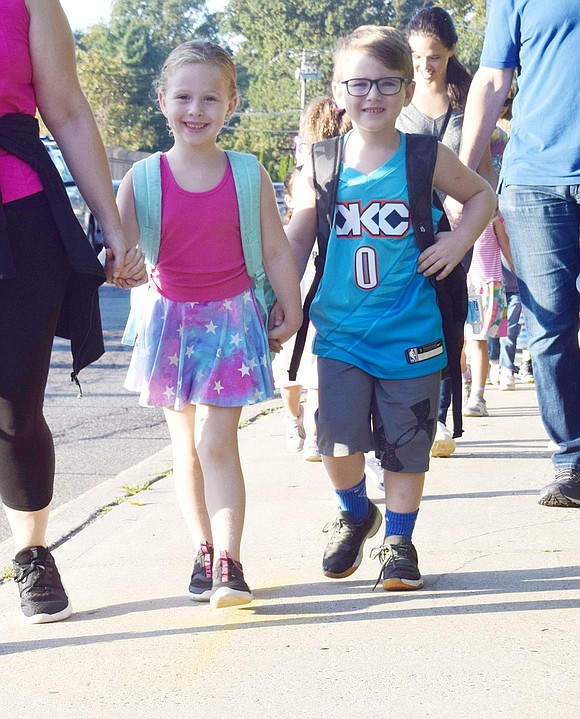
[406, 133, 466, 438]
[226, 150, 274, 326]
[131, 151, 162, 266]
[288, 136, 342, 381]
[405, 134, 439, 251]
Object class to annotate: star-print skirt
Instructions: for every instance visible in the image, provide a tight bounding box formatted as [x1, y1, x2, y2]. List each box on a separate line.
[125, 286, 275, 409]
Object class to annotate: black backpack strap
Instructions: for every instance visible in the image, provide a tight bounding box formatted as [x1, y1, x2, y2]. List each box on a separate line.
[406, 133, 466, 438]
[288, 136, 342, 381]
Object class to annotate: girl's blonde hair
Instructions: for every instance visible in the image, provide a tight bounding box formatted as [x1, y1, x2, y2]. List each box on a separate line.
[333, 25, 413, 83]
[156, 40, 238, 100]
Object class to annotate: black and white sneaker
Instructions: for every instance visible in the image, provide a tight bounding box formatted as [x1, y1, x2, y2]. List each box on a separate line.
[539, 468, 580, 508]
[322, 500, 382, 578]
[188, 542, 214, 602]
[371, 535, 423, 591]
[210, 551, 253, 608]
[12, 546, 72, 624]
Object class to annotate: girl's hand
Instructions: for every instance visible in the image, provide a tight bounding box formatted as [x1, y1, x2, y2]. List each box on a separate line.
[105, 247, 148, 289]
[267, 302, 301, 352]
[442, 196, 462, 229]
[417, 231, 467, 280]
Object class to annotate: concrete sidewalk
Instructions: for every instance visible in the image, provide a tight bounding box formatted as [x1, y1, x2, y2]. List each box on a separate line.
[1, 384, 579, 719]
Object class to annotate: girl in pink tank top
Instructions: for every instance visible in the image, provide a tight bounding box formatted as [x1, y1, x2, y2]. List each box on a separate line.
[118, 41, 301, 609]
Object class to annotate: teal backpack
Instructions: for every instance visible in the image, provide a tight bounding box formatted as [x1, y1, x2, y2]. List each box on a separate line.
[122, 150, 275, 346]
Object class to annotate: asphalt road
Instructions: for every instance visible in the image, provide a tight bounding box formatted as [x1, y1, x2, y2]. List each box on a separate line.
[0, 285, 169, 544]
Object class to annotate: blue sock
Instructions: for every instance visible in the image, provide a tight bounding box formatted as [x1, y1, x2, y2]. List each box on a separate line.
[334, 476, 369, 521]
[385, 508, 419, 539]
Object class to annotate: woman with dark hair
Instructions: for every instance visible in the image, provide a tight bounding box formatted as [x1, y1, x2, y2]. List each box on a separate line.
[398, 6, 472, 168]
[396, 5, 495, 457]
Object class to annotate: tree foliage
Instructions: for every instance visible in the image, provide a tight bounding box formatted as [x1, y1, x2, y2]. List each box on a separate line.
[220, 0, 486, 176]
[74, 0, 487, 168]
[77, 0, 218, 151]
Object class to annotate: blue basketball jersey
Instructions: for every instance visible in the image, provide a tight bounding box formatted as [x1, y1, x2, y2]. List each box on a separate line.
[310, 133, 447, 379]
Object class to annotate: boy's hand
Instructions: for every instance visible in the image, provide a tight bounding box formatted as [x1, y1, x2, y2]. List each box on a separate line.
[417, 231, 466, 280]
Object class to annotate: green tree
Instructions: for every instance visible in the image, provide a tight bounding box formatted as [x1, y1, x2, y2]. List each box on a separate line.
[77, 0, 218, 151]
[220, 0, 485, 177]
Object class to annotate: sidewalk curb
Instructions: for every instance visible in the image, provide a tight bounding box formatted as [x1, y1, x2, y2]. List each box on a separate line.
[0, 398, 283, 576]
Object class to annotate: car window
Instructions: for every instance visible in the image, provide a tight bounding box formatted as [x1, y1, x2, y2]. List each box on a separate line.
[44, 145, 74, 185]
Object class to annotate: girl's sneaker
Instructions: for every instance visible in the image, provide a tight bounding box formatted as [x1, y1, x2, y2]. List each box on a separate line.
[284, 405, 306, 453]
[462, 396, 489, 417]
[488, 360, 500, 385]
[499, 366, 515, 391]
[189, 542, 214, 602]
[303, 437, 322, 462]
[210, 551, 253, 608]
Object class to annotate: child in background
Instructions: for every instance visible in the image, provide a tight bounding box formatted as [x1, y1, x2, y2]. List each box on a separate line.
[276, 96, 351, 461]
[118, 41, 301, 608]
[463, 212, 513, 416]
[273, 168, 320, 460]
[488, 258, 522, 390]
[286, 26, 495, 590]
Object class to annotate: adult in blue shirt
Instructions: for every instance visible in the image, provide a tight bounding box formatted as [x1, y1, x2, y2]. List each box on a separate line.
[460, 0, 580, 508]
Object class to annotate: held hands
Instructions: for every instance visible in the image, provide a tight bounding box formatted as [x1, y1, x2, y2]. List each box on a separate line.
[417, 230, 467, 281]
[267, 301, 302, 353]
[104, 245, 148, 289]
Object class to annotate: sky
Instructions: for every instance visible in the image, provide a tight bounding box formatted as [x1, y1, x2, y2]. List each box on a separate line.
[60, 0, 226, 31]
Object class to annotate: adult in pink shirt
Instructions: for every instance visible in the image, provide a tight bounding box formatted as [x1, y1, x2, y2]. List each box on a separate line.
[0, 0, 145, 625]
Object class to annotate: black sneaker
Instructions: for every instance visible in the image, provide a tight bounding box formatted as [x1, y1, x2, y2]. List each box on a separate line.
[371, 535, 423, 591]
[322, 500, 382, 578]
[12, 546, 72, 624]
[538, 468, 580, 508]
[210, 551, 253, 608]
[188, 542, 214, 602]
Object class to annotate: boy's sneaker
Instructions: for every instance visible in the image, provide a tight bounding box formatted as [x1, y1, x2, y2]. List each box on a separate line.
[322, 500, 382, 578]
[538, 468, 580, 508]
[371, 535, 423, 591]
[463, 396, 489, 417]
[210, 551, 253, 608]
[488, 360, 500, 385]
[518, 359, 534, 383]
[499, 366, 515, 391]
[188, 542, 214, 602]
[303, 437, 322, 462]
[364, 455, 384, 490]
[12, 546, 72, 624]
[284, 405, 306, 453]
[430, 421, 456, 458]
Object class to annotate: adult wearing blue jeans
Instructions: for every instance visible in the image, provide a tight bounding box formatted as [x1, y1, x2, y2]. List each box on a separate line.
[459, 0, 580, 508]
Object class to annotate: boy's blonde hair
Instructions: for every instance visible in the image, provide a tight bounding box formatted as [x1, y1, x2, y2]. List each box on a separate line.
[334, 25, 413, 82]
[156, 40, 238, 101]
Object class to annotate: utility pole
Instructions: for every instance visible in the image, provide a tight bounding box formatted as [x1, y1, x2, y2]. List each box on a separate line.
[295, 49, 321, 113]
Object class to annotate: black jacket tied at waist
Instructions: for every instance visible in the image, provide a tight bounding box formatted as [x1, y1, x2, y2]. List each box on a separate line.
[0, 112, 106, 378]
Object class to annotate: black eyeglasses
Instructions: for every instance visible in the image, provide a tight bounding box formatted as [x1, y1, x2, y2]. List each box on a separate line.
[341, 77, 410, 97]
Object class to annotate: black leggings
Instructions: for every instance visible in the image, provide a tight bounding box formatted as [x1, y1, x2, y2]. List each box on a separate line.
[0, 192, 71, 511]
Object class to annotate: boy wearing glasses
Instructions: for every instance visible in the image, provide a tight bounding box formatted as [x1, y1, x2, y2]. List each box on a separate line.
[286, 26, 494, 591]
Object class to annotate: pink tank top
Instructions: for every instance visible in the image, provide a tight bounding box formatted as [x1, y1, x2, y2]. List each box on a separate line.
[150, 154, 251, 302]
[0, 0, 43, 202]
[469, 221, 503, 285]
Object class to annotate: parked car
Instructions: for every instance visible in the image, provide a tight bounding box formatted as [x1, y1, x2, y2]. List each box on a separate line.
[41, 136, 100, 249]
[272, 181, 287, 220]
